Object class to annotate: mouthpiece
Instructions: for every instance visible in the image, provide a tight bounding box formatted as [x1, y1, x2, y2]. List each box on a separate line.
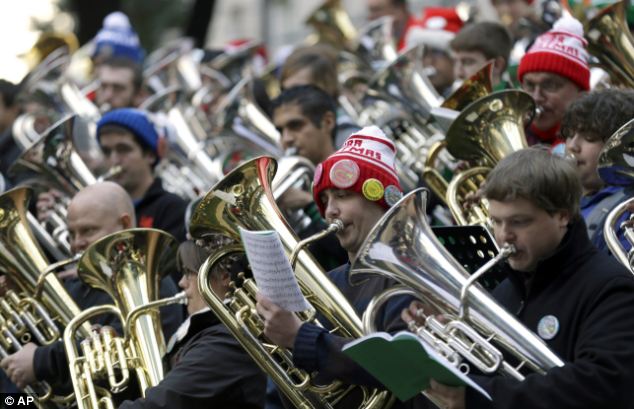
[329, 219, 344, 232]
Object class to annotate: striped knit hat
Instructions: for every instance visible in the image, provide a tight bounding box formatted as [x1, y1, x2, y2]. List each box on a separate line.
[518, 14, 590, 91]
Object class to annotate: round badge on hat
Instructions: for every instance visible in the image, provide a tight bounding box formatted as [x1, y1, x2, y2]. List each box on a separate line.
[362, 178, 384, 201]
[537, 315, 559, 340]
[384, 185, 402, 206]
[329, 159, 360, 189]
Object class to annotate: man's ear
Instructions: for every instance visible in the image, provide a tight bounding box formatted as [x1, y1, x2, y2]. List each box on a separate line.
[321, 111, 336, 136]
[557, 209, 571, 228]
[120, 213, 133, 229]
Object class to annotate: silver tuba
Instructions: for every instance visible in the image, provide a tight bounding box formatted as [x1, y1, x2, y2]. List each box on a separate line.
[352, 188, 564, 380]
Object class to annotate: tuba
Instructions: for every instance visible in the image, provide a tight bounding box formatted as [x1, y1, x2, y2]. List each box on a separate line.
[0, 186, 91, 405]
[63, 228, 187, 409]
[598, 118, 634, 273]
[584, 0, 634, 88]
[305, 0, 357, 49]
[353, 188, 564, 381]
[443, 90, 533, 225]
[189, 156, 392, 409]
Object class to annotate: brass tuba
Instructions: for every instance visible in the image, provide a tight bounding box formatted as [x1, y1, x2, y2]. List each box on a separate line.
[585, 0, 634, 88]
[598, 118, 634, 273]
[353, 188, 564, 380]
[189, 156, 392, 409]
[0, 186, 91, 405]
[443, 90, 533, 225]
[305, 0, 358, 50]
[63, 228, 186, 409]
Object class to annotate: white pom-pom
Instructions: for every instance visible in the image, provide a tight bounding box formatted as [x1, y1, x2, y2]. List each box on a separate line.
[553, 14, 584, 37]
[103, 12, 131, 29]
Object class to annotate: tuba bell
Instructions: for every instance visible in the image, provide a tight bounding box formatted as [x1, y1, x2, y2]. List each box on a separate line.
[443, 90, 534, 225]
[64, 228, 187, 409]
[597, 118, 634, 273]
[352, 188, 564, 381]
[305, 0, 358, 49]
[189, 156, 392, 409]
[585, 0, 634, 88]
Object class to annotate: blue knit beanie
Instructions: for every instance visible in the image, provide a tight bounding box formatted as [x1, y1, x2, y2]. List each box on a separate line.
[97, 108, 159, 157]
[93, 12, 145, 64]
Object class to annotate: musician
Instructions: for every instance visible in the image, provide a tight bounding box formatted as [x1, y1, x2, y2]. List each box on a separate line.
[366, 0, 419, 51]
[96, 108, 187, 245]
[449, 22, 513, 90]
[561, 89, 634, 253]
[279, 45, 358, 148]
[95, 56, 144, 111]
[272, 85, 349, 271]
[257, 126, 426, 408]
[1, 181, 184, 392]
[404, 148, 634, 408]
[405, 7, 462, 97]
[117, 240, 267, 409]
[517, 15, 588, 147]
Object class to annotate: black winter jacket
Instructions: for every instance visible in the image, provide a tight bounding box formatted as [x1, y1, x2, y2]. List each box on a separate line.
[118, 309, 267, 409]
[467, 219, 634, 409]
[135, 178, 187, 243]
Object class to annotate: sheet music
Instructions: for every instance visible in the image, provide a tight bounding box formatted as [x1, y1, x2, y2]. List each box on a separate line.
[239, 227, 310, 312]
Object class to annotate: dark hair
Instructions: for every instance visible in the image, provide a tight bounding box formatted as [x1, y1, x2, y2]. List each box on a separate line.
[0, 80, 18, 108]
[280, 44, 339, 98]
[100, 56, 143, 92]
[483, 148, 582, 218]
[176, 239, 237, 279]
[560, 89, 634, 142]
[450, 22, 512, 69]
[98, 123, 158, 167]
[271, 84, 338, 142]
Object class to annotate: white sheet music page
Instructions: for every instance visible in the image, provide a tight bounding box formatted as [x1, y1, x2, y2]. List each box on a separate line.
[239, 227, 311, 312]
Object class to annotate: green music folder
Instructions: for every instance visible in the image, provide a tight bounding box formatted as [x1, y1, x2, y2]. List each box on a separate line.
[342, 331, 492, 402]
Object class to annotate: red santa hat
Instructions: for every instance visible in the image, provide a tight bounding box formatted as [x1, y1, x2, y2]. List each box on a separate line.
[518, 14, 590, 90]
[405, 7, 464, 51]
[312, 126, 403, 216]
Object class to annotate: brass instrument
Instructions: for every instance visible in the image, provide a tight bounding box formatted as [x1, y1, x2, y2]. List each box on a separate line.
[64, 228, 187, 409]
[353, 188, 564, 382]
[0, 187, 91, 405]
[189, 156, 392, 409]
[9, 115, 115, 257]
[422, 62, 495, 201]
[585, 1, 634, 88]
[305, 0, 357, 49]
[443, 90, 533, 225]
[598, 118, 634, 272]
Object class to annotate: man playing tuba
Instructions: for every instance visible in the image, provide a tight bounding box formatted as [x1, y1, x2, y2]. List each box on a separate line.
[257, 126, 427, 408]
[405, 148, 634, 408]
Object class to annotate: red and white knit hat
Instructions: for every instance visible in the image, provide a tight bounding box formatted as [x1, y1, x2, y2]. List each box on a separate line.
[518, 15, 590, 91]
[405, 7, 464, 51]
[312, 126, 403, 216]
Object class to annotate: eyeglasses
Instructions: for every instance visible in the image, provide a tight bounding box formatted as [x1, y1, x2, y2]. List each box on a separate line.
[522, 78, 567, 95]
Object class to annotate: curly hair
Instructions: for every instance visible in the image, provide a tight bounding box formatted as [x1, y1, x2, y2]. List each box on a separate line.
[560, 89, 634, 142]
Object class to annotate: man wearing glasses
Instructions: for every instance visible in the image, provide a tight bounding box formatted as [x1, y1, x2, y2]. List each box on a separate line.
[517, 15, 589, 148]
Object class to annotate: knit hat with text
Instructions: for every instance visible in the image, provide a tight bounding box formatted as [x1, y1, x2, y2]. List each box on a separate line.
[518, 14, 590, 90]
[312, 126, 403, 216]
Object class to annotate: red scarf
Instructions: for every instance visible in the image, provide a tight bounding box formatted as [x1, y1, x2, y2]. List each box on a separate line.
[528, 123, 562, 146]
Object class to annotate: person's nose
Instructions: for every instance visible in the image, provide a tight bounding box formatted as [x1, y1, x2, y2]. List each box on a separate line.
[566, 134, 581, 154]
[528, 86, 546, 105]
[281, 129, 294, 150]
[496, 222, 516, 246]
[178, 274, 188, 290]
[71, 235, 87, 255]
[324, 198, 340, 222]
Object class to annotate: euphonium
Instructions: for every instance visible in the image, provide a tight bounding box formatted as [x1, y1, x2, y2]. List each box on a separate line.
[422, 62, 495, 202]
[597, 118, 634, 273]
[443, 90, 534, 225]
[64, 228, 187, 409]
[189, 156, 392, 409]
[353, 188, 564, 381]
[0, 187, 91, 405]
[305, 0, 357, 49]
[585, 0, 634, 88]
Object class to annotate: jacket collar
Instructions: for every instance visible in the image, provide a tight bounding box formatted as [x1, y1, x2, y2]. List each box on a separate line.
[135, 177, 165, 208]
[507, 218, 595, 296]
